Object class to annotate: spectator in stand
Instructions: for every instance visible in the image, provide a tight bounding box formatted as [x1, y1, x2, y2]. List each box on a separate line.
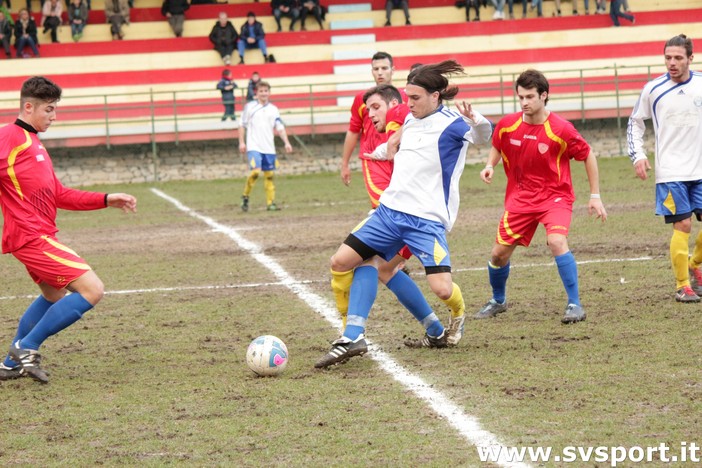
[271, 0, 300, 32]
[105, 0, 128, 40]
[209, 11, 238, 65]
[246, 71, 261, 101]
[41, 0, 62, 43]
[609, 0, 633, 26]
[217, 69, 237, 121]
[14, 8, 39, 57]
[594, 0, 605, 13]
[529, 0, 543, 17]
[0, 10, 12, 58]
[68, 0, 87, 42]
[506, 0, 526, 19]
[384, 0, 410, 26]
[161, 0, 189, 37]
[300, 0, 323, 30]
[490, 0, 504, 19]
[238, 12, 272, 64]
[464, 0, 481, 21]
[553, 0, 588, 16]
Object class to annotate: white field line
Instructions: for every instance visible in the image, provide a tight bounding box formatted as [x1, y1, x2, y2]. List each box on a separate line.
[149, 187, 528, 468]
[0, 256, 659, 302]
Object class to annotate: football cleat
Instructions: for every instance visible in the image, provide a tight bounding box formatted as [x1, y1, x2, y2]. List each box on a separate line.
[266, 203, 280, 212]
[404, 331, 448, 349]
[314, 335, 368, 368]
[0, 363, 23, 381]
[447, 313, 465, 346]
[675, 285, 701, 303]
[561, 304, 587, 324]
[8, 341, 49, 384]
[474, 299, 507, 319]
[689, 266, 702, 295]
[240, 195, 249, 212]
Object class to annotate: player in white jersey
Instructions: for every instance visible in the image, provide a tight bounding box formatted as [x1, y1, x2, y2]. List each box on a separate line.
[315, 61, 492, 367]
[628, 34, 702, 303]
[239, 80, 292, 212]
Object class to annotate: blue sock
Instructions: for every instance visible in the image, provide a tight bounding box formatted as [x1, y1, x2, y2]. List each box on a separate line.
[386, 271, 443, 337]
[20, 293, 93, 351]
[343, 266, 378, 341]
[555, 251, 580, 306]
[488, 261, 510, 304]
[3, 296, 54, 368]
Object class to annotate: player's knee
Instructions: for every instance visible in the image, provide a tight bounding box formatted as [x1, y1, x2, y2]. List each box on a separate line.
[547, 235, 569, 255]
[249, 170, 260, 180]
[264, 171, 274, 181]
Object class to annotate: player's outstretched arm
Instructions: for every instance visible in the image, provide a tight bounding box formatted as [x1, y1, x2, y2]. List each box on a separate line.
[457, 101, 492, 145]
[584, 152, 607, 222]
[107, 193, 138, 213]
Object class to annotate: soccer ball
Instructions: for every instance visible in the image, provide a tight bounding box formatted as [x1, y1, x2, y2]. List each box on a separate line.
[246, 335, 289, 376]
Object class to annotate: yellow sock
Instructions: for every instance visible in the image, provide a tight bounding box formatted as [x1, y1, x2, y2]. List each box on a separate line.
[671, 229, 690, 289]
[243, 170, 260, 197]
[690, 231, 702, 270]
[331, 269, 353, 327]
[263, 170, 275, 206]
[441, 282, 465, 318]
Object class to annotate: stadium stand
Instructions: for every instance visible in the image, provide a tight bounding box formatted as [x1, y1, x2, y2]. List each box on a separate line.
[0, 0, 699, 147]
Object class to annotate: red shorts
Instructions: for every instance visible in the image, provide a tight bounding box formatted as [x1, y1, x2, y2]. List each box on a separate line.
[11, 235, 92, 289]
[361, 158, 393, 208]
[496, 208, 572, 247]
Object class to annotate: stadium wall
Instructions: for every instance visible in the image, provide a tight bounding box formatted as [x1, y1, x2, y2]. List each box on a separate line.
[53, 119, 652, 186]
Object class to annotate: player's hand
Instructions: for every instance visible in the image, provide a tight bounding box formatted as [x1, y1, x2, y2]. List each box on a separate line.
[480, 166, 494, 183]
[588, 198, 607, 222]
[340, 165, 351, 186]
[239, 143, 246, 153]
[284, 142, 293, 153]
[107, 193, 137, 213]
[634, 158, 650, 180]
[456, 100, 475, 121]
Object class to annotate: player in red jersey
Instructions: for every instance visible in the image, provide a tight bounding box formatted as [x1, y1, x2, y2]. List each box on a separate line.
[0, 76, 137, 383]
[475, 69, 607, 324]
[339, 51, 402, 209]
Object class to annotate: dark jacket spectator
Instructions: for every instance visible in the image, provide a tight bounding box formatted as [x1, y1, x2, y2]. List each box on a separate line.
[271, 0, 300, 31]
[161, 0, 189, 37]
[209, 11, 237, 64]
[0, 10, 12, 57]
[300, 0, 324, 30]
[237, 12, 271, 63]
[14, 8, 39, 57]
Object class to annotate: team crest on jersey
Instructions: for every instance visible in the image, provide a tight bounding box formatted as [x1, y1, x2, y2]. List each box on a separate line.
[538, 143, 549, 154]
[694, 96, 702, 107]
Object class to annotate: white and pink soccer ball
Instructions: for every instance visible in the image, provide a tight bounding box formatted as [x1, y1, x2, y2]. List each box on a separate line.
[246, 335, 289, 376]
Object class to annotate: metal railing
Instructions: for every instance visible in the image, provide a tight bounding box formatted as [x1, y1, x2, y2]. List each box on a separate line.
[0, 62, 661, 154]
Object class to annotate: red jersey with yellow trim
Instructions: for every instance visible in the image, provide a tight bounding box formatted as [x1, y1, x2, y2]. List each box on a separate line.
[349, 89, 408, 161]
[0, 120, 106, 253]
[385, 103, 410, 139]
[493, 111, 590, 213]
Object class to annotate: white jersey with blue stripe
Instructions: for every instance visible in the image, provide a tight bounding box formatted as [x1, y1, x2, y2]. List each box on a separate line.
[379, 105, 492, 231]
[627, 71, 702, 183]
[241, 101, 285, 154]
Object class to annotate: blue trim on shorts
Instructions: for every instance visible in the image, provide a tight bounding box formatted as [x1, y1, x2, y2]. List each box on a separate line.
[349, 204, 452, 270]
[247, 151, 277, 172]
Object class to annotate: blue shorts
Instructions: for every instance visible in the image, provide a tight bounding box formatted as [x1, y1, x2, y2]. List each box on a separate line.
[656, 181, 702, 223]
[346, 204, 451, 273]
[247, 151, 277, 172]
